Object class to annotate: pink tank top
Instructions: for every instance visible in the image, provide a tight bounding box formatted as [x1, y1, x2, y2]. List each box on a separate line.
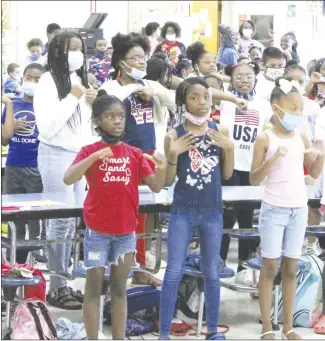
[263, 130, 307, 208]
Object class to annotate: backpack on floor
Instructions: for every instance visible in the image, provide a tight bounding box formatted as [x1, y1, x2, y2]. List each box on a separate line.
[104, 286, 160, 336]
[272, 255, 323, 328]
[6, 299, 57, 339]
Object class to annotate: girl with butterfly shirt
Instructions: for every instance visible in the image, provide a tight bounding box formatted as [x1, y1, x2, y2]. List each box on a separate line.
[159, 77, 234, 341]
[219, 62, 273, 286]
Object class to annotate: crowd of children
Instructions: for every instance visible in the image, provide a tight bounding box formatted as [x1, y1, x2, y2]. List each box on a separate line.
[1, 18, 325, 341]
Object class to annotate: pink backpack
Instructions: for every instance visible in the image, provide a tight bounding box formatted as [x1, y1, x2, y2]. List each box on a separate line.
[9, 299, 57, 339]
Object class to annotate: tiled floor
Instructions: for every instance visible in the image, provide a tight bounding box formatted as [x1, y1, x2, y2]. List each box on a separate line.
[2, 238, 324, 340]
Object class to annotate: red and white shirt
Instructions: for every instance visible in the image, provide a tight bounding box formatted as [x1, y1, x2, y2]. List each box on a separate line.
[71, 141, 154, 234]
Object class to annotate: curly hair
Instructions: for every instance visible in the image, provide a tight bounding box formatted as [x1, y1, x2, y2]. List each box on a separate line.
[145, 22, 160, 36]
[111, 32, 150, 79]
[186, 41, 208, 67]
[160, 21, 181, 39]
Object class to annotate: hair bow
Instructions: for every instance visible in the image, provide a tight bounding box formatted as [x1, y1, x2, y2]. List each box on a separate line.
[279, 78, 301, 94]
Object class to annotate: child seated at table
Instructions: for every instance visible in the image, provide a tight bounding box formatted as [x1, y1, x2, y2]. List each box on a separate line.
[159, 77, 234, 340]
[2, 63, 46, 264]
[3, 63, 23, 99]
[250, 77, 324, 340]
[63, 91, 167, 340]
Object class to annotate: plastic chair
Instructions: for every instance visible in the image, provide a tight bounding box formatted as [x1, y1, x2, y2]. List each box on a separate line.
[2, 275, 42, 330]
[1, 237, 48, 266]
[246, 256, 308, 330]
[183, 265, 235, 337]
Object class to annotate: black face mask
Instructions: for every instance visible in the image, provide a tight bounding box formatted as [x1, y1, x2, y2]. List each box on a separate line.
[95, 126, 124, 144]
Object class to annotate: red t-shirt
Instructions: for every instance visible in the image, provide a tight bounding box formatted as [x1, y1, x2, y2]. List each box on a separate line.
[71, 141, 154, 235]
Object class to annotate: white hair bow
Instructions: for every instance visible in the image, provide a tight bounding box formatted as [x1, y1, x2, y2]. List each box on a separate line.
[279, 78, 301, 94]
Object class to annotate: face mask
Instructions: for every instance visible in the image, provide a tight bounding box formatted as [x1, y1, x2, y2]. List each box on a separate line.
[22, 81, 38, 97]
[275, 105, 302, 132]
[166, 34, 176, 42]
[95, 126, 123, 144]
[265, 67, 285, 81]
[68, 51, 84, 72]
[185, 111, 210, 126]
[242, 29, 253, 39]
[121, 61, 146, 80]
[13, 75, 21, 81]
[30, 52, 41, 61]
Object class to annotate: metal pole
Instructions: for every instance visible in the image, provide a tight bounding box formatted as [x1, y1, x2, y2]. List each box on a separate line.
[8, 221, 16, 265]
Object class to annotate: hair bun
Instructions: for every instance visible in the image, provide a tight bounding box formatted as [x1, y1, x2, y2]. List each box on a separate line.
[97, 89, 108, 98]
[186, 41, 205, 61]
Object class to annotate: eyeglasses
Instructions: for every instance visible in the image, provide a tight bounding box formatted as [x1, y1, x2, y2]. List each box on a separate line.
[125, 55, 147, 62]
[233, 74, 255, 82]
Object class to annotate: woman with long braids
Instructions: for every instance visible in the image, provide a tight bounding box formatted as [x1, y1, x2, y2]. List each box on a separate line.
[34, 31, 98, 310]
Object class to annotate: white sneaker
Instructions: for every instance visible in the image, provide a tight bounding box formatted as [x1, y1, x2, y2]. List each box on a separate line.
[235, 269, 253, 287]
[98, 331, 106, 339]
[305, 243, 321, 256]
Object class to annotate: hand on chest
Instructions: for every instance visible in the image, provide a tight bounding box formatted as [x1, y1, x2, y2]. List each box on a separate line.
[185, 138, 219, 191]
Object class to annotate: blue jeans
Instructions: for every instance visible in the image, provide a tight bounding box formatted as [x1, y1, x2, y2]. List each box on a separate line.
[159, 209, 223, 338]
[38, 142, 86, 290]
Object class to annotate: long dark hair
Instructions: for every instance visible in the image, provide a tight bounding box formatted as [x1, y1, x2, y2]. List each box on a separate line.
[47, 31, 89, 131]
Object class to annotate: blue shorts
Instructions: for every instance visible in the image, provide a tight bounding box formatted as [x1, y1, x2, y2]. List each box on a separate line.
[83, 228, 136, 269]
[258, 202, 308, 259]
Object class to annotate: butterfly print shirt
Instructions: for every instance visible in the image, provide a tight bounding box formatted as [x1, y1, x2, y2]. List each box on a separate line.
[172, 121, 223, 212]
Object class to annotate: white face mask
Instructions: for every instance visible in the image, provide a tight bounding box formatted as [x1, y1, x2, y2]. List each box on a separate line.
[121, 61, 146, 80]
[242, 29, 253, 39]
[166, 34, 176, 42]
[265, 67, 285, 81]
[12, 75, 21, 81]
[22, 81, 38, 97]
[68, 51, 84, 71]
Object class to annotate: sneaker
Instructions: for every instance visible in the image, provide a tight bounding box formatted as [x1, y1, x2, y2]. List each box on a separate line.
[235, 269, 253, 287]
[98, 331, 106, 339]
[205, 333, 226, 340]
[305, 243, 321, 256]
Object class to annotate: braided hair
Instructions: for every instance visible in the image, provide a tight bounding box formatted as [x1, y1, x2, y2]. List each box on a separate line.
[92, 89, 126, 143]
[47, 31, 89, 132]
[175, 77, 210, 119]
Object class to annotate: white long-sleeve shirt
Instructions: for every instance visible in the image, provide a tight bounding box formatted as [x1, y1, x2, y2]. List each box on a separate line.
[34, 71, 99, 152]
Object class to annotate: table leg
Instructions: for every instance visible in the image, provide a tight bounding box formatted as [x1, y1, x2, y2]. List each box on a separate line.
[8, 221, 16, 265]
[73, 218, 80, 268]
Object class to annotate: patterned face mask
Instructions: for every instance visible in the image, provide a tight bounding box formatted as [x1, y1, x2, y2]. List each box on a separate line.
[265, 67, 285, 81]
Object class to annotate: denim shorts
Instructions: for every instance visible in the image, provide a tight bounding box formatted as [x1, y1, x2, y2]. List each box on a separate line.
[83, 228, 136, 269]
[258, 202, 308, 259]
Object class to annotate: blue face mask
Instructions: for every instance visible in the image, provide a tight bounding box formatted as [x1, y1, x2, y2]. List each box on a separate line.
[275, 105, 302, 132]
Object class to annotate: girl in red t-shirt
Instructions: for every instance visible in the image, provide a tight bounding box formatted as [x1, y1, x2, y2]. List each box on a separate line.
[64, 92, 167, 340]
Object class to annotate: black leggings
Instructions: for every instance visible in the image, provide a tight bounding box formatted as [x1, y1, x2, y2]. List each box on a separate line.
[220, 170, 260, 262]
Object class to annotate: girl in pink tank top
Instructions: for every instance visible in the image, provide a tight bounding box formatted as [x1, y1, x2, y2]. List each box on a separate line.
[250, 77, 325, 340]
